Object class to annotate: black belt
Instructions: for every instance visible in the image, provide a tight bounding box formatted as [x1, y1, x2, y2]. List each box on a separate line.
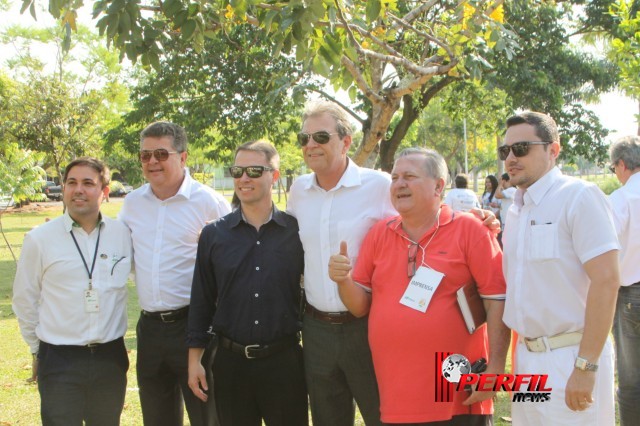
[218, 335, 297, 359]
[41, 337, 123, 354]
[305, 303, 358, 325]
[141, 306, 189, 323]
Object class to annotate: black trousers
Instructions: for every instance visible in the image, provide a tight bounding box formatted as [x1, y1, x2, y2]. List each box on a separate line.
[38, 337, 128, 426]
[213, 341, 308, 426]
[136, 313, 218, 426]
[385, 414, 493, 426]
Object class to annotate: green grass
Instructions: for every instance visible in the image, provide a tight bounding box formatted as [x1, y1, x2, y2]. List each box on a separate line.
[0, 199, 513, 425]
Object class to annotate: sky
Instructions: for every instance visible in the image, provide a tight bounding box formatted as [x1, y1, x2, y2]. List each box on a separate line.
[1, 3, 638, 140]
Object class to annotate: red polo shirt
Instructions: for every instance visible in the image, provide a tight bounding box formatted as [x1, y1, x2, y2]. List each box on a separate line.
[352, 204, 506, 423]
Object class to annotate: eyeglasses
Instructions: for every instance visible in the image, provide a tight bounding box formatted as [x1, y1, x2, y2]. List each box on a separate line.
[608, 163, 617, 173]
[297, 131, 338, 146]
[497, 141, 551, 161]
[228, 165, 274, 179]
[140, 149, 179, 163]
[408, 243, 419, 278]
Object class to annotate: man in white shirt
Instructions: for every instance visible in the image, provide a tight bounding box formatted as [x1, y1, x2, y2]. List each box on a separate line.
[608, 135, 640, 426]
[444, 173, 481, 212]
[13, 157, 132, 425]
[501, 112, 620, 425]
[119, 122, 231, 426]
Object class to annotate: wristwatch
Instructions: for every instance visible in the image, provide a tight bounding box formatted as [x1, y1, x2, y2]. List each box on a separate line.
[574, 356, 598, 372]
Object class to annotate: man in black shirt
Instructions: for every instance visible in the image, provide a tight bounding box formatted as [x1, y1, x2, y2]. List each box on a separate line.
[187, 140, 307, 425]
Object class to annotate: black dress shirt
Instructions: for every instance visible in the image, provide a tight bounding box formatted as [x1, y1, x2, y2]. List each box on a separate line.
[187, 207, 304, 347]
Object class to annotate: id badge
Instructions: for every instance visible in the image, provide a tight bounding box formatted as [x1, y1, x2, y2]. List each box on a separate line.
[399, 266, 444, 313]
[84, 289, 100, 312]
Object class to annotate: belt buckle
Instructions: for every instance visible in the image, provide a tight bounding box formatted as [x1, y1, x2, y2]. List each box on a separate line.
[327, 312, 345, 325]
[86, 342, 99, 353]
[524, 337, 546, 352]
[244, 344, 261, 359]
[160, 312, 175, 323]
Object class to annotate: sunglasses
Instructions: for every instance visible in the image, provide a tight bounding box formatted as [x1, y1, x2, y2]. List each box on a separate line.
[140, 149, 179, 163]
[497, 141, 551, 161]
[229, 165, 274, 179]
[297, 131, 339, 146]
[608, 163, 617, 173]
[408, 243, 419, 278]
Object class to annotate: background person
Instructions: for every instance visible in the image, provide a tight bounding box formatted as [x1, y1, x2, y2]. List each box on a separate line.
[13, 157, 132, 425]
[501, 112, 619, 425]
[443, 173, 481, 212]
[608, 135, 640, 426]
[119, 121, 231, 426]
[481, 175, 501, 219]
[187, 141, 307, 425]
[329, 148, 509, 425]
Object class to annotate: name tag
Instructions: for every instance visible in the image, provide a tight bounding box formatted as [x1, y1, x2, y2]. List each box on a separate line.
[84, 289, 100, 313]
[400, 266, 444, 313]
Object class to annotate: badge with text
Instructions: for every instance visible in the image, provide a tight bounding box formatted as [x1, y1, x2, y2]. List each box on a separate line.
[400, 266, 444, 312]
[84, 289, 100, 313]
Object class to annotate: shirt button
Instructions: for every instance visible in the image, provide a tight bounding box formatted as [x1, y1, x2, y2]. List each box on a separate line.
[255, 293, 259, 298]
[254, 320, 259, 325]
[256, 241, 261, 245]
[256, 267, 260, 271]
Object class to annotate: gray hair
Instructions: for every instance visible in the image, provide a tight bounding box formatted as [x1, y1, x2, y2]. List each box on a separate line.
[140, 121, 188, 153]
[397, 147, 449, 184]
[610, 135, 640, 170]
[302, 101, 353, 138]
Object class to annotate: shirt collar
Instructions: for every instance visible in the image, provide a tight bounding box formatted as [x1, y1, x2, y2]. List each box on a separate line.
[625, 170, 640, 187]
[143, 168, 192, 201]
[229, 204, 288, 228]
[523, 166, 561, 206]
[63, 211, 104, 233]
[305, 157, 362, 191]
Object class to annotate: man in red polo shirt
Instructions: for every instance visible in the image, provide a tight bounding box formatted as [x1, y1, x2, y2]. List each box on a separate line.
[329, 148, 510, 425]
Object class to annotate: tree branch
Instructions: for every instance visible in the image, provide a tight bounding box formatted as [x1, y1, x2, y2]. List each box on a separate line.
[305, 87, 365, 124]
[341, 55, 384, 103]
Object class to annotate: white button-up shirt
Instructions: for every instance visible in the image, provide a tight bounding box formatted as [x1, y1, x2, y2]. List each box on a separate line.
[12, 213, 132, 353]
[502, 167, 619, 338]
[119, 170, 231, 312]
[288, 159, 396, 312]
[609, 171, 640, 286]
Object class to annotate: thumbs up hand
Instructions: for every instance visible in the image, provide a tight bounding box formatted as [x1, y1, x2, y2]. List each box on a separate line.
[329, 241, 352, 285]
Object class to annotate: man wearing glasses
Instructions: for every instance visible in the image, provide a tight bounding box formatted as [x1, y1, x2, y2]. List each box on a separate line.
[119, 122, 231, 425]
[500, 112, 620, 425]
[187, 140, 307, 425]
[607, 135, 640, 426]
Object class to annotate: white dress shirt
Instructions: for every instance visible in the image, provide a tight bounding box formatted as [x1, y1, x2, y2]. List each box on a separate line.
[443, 188, 480, 212]
[609, 171, 640, 286]
[119, 170, 231, 312]
[287, 159, 396, 312]
[13, 213, 132, 353]
[502, 167, 619, 338]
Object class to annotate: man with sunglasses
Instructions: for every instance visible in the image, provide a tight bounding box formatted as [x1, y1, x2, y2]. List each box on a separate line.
[500, 112, 620, 425]
[119, 121, 231, 426]
[607, 135, 640, 426]
[187, 140, 307, 425]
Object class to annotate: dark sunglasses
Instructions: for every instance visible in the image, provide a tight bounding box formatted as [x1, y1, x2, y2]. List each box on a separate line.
[297, 131, 338, 146]
[497, 141, 551, 161]
[608, 163, 617, 173]
[229, 165, 274, 179]
[140, 149, 179, 163]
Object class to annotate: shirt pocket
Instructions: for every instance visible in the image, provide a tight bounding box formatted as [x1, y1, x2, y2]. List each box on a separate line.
[98, 254, 131, 289]
[530, 222, 559, 261]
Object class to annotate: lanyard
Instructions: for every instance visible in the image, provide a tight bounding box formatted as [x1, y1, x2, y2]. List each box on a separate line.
[70, 224, 102, 290]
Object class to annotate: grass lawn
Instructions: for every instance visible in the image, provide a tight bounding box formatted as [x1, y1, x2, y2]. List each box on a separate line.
[0, 198, 515, 425]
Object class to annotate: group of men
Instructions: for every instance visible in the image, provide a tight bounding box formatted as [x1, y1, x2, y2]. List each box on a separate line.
[12, 102, 640, 426]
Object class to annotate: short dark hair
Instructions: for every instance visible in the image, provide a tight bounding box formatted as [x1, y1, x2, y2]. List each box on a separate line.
[501, 172, 510, 181]
[610, 135, 640, 170]
[63, 157, 110, 188]
[140, 121, 188, 152]
[505, 112, 559, 145]
[454, 174, 469, 188]
[234, 140, 280, 169]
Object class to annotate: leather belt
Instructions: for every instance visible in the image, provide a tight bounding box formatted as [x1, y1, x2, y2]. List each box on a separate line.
[141, 306, 189, 323]
[41, 337, 123, 354]
[218, 335, 297, 359]
[305, 303, 357, 325]
[520, 331, 583, 352]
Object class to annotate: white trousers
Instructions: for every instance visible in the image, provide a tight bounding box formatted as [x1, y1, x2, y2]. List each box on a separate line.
[511, 339, 615, 426]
